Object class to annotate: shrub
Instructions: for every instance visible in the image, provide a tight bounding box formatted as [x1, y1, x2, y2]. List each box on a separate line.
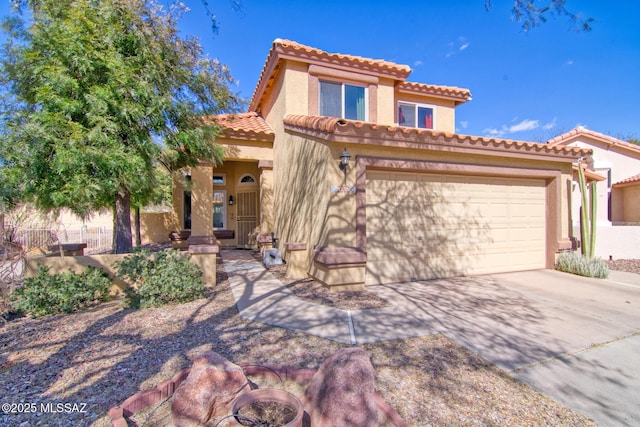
[116, 249, 204, 308]
[11, 266, 112, 317]
[555, 251, 609, 279]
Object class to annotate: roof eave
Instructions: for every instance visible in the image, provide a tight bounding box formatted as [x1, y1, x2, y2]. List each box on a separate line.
[283, 115, 589, 162]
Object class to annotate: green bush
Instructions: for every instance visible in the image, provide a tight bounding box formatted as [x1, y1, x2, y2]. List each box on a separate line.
[12, 266, 112, 317]
[555, 251, 609, 279]
[116, 249, 204, 308]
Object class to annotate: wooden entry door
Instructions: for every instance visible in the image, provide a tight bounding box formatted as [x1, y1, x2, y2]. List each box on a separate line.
[237, 190, 257, 247]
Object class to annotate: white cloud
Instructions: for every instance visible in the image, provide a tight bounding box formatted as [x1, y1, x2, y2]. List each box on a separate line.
[509, 119, 539, 132]
[483, 127, 506, 137]
[446, 36, 469, 58]
[483, 118, 542, 137]
[543, 117, 557, 130]
[414, 60, 423, 67]
[566, 60, 574, 65]
[460, 120, 468, 129]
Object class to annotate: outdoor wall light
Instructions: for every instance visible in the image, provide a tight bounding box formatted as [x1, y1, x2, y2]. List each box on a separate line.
[228, 195, 234, 206]
[339, 148, 351, 177]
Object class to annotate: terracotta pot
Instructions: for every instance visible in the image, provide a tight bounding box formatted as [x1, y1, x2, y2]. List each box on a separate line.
[231, 388, 304, 427]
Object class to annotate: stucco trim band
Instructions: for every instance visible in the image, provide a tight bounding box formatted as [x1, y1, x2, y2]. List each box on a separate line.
[258, 160, 274, 169]
[284, 242, 307, 251]
[313, 246, 367, 268]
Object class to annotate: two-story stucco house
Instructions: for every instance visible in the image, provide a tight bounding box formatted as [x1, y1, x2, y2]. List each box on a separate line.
[169, 39, 589, 289]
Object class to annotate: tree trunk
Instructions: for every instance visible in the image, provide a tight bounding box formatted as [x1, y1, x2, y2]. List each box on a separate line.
[113, 188, 133, 254]
[134, 206, 141, 247]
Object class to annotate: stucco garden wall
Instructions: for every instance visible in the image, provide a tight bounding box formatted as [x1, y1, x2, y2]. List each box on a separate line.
[575, 225, 640, 259]
[26, 250, 218, 292]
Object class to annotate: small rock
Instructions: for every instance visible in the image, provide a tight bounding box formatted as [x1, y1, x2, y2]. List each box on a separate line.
[304, 348, 378, 427]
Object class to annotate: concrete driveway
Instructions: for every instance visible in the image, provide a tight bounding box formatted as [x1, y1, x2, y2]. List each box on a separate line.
[360, 269, 640, 427]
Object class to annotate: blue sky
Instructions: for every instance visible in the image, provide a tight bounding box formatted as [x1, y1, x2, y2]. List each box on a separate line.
[2, 1, 639, 142]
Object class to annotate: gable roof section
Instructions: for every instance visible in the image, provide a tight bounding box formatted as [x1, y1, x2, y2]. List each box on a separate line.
[547, 127, 640, 157]
[397, 81, 471, 105]
[284, 115, 589, 161]
[250, 39, 414, 113]
[613, 172, 640, 188]
[210, 112, 274, 142]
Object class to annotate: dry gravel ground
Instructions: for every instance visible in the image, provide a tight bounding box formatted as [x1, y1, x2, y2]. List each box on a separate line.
[0, 254, 596, 427]
[605, 258, 640, 275]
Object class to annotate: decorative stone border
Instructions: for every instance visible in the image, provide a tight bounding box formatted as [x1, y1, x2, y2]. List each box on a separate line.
[108, 368, 191, 427]
[109, 363, 408, 427]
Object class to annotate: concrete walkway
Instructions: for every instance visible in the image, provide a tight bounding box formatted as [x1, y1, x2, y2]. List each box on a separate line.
[222, 250, 640, 426]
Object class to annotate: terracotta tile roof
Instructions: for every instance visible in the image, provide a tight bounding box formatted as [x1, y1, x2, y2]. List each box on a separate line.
[209, 112, 274, 142]
[613, 172, 640, 188]
[283, 115, 590, 160]
[397, 81, 471, 105]
[249, 39, 412, 113]
[547, 127, 640, 157]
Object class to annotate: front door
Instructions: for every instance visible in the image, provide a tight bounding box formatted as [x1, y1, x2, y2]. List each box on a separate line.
[236, 190, 257, 247]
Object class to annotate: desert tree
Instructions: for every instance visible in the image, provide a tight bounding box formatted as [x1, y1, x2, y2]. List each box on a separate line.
[0, 0, 241, 253]
[485, 0, 594, 32]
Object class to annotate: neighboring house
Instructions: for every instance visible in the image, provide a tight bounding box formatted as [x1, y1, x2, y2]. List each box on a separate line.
[168, 39, 589, 289]
[547, 127, 640, 258]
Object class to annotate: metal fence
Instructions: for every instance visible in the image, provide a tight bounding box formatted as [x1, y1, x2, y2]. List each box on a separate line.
[5, 226, 113, 254]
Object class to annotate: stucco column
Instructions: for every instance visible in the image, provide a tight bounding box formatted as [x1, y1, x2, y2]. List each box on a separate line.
[190, 164, 213, 236]
[171, 172, 185, 230]
[258, 160, 274, 233]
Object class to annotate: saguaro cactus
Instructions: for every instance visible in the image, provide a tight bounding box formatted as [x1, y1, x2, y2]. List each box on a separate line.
[577, 161, 597, 258]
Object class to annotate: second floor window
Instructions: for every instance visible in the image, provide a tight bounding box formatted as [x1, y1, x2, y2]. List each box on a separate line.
[320, 81, 366, 121]
[398, 102, 434, 129]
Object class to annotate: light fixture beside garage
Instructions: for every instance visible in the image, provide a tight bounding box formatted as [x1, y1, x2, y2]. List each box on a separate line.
[339, 148, 351, 177]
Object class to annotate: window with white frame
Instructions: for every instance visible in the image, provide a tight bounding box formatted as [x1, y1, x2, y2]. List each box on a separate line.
[320, 81, 367, 121]
[212, 190, 226, 229]
[212, 174, 226, 185]
[238, 174, 257, 185]
[398, 102, 435, 129]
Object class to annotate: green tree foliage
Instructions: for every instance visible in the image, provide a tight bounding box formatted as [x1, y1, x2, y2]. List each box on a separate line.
[485, 0, 593, 32]
[0, 0, 241, 253]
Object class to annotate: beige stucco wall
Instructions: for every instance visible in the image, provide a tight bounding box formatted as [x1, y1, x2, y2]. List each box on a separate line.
[376, 78, 396, 125]
[272, 132, 332, 271]
[273, 129, 574, 283]
[612, 185, 640, 223]
[218, 137, 273, 161]
[284, 61, 309, 117]
[139, 212, 176, 244]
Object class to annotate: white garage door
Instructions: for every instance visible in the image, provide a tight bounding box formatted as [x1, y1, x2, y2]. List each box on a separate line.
[366, 171, 546, 285]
